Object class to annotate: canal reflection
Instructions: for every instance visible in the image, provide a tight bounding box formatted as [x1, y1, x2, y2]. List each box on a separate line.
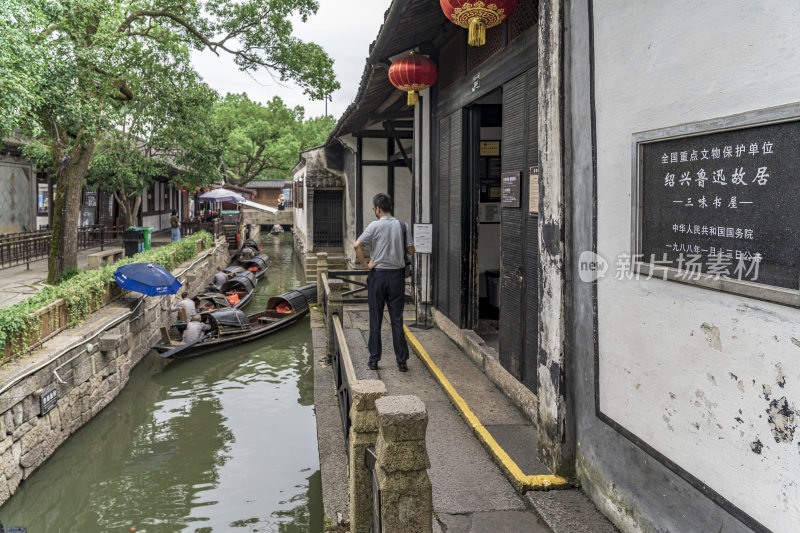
[0, 233, 323, 532]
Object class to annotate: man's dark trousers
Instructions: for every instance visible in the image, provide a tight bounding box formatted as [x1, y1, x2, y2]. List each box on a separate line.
[367, 269, 409, 364]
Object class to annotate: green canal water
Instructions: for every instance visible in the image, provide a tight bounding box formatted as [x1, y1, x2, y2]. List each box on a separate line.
[1, 233, 324, 532]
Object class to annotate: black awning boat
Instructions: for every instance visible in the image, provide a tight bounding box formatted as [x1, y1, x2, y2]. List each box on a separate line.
[241, 253, 271, 279]
[154, 284, 318, 359]
[218, 271, 257, 309]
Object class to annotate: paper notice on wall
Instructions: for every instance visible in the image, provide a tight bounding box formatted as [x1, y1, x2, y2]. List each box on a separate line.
[414, 223, 433, 254]
[529, 166, 540, 215]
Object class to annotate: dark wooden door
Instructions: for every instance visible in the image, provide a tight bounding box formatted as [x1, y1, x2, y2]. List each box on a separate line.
[500, 68, 539, 392]
[313, 190, 343, 248]
[435, 109, 469, 327]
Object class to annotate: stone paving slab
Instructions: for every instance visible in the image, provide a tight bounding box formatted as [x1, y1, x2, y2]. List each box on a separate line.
[410, 327, 531, 426]
[485, 424, 549, 475]
[527, 491, 619, 533]
[342, 327, 374, 381]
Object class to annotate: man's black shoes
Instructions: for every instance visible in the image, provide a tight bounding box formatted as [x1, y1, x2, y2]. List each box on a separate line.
[368, 361, 379, 370]
[398, 362, 408, 372]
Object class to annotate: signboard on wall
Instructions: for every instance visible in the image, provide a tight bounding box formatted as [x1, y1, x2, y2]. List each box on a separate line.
[500, 171, 521, 208]
[480, 141, 501, 156]
[414, 223, 433, 254]
[635, 116, 800, 301]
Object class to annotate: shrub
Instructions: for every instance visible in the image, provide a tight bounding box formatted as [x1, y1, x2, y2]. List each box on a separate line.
[0, 231, 215, 358]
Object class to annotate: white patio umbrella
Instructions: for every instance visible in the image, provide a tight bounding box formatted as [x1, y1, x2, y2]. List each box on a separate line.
[198, 188, 245, 203]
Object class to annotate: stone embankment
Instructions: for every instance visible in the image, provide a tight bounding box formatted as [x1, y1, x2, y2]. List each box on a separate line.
[0, 239, 229, 504]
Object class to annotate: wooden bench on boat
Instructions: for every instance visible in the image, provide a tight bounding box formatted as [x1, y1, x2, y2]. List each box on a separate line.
[87, 247, 124, 269]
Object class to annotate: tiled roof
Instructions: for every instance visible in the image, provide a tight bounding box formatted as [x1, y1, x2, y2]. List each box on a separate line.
[245, 180, 291, 189]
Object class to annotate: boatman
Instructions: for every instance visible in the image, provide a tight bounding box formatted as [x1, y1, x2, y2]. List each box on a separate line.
[213, 267, 227, 288]
[239, 245, 255, 262]
[183, 315, 211, 344]
[354, 193, 414, 372]
[170, 292, 196, 322]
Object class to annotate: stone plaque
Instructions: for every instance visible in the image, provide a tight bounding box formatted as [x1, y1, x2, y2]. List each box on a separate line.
[501, 171, 521, 208]
[39, 385, 58, 416]
[637, 118, 800, 290]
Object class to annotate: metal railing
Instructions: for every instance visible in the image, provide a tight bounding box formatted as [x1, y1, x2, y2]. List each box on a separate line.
[327, 269, 369, 304]
[0, 225, 124, 271]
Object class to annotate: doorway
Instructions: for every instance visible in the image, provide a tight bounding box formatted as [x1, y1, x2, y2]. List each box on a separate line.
[466, 93, 504, 351]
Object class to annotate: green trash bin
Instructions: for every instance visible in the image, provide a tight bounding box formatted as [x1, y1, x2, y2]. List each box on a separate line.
[141, 226, 153, 251]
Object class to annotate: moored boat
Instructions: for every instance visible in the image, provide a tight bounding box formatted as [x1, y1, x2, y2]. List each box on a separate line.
[154, 284, 317, 359]
[218, 270, 257, 309]
[241, 253, 271, 279]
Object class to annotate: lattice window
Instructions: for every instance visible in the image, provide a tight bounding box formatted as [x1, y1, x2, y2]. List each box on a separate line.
[509, 0, 538, 42]
[466, 24, 503, 73]
[439, 33, 465, 90]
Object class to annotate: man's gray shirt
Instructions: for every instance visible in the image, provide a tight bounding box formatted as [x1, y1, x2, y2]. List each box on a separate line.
[357, 216, 413, 270]
[183, 322, 211, 343]
[171, 298, 196, 320]
[213, 272, 227, 287]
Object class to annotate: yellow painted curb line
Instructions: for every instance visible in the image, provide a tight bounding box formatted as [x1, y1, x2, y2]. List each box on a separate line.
[404, 324, 570, 492]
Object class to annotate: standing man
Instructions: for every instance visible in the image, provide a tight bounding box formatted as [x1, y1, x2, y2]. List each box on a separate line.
[170, 210, 181, 242]
[354, 193, 415, 372]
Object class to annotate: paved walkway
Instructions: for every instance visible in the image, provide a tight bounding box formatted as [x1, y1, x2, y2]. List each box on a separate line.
[313, 304, 619, 533]
[0, 230, 174, 310]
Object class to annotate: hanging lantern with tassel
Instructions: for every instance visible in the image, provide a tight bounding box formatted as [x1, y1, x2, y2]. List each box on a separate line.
[440, 0, 518, 47]
[388, 52, 439, 106]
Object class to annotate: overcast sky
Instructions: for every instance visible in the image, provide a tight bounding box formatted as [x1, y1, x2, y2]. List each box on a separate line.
[191, 0, 393, 120]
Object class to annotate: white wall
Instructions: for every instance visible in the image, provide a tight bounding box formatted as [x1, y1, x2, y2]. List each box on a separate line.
[293, 167, 308, 244]
[593, 2, 800, 530]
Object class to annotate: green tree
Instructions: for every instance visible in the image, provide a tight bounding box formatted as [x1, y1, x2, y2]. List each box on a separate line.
[87, 66, 222, 225]
[1, 0, 338, 283]
[214, 93, 335, 186]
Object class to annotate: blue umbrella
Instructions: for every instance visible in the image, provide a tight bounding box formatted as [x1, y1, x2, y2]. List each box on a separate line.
[114, 263, 182, 296]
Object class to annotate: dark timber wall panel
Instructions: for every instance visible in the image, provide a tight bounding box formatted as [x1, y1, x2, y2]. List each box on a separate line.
[437, 115, 451, 318]
[500, 75, 527, 379]
[501, 69, 540, 392]
[523, 67, 540, 392]
[448, 111, 463, 326]
[435, 110, 464, 326]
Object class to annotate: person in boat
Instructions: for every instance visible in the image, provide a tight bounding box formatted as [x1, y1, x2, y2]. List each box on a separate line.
[183, 314, 211, 343]
[271, 223, 283, 233]
[213, 267, 227, 288]
[239, 245, 255, 261]
[170, 292, 196, 322]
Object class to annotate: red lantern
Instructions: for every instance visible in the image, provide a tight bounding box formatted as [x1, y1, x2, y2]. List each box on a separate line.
[440, 0, 518, 47]
[388, 52, 439, 106]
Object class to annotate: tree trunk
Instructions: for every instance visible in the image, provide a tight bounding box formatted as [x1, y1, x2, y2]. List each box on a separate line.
[47, 138, 96, 284]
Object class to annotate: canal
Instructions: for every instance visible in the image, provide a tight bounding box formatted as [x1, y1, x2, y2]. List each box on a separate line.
[1, 233, 324, 532]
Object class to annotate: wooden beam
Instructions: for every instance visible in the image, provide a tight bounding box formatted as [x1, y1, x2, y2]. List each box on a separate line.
[385, 121, 413, 172]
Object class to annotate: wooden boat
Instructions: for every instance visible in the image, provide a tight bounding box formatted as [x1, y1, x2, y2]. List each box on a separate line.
[242, 238, 262, 252]
[218, 271, 257, 309]
[154, 284, 317, 359]
[240, 253, 271, 279]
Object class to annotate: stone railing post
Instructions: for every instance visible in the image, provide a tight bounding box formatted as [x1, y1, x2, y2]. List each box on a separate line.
[349, 380, 387, 533]
[326, 279, 343, 360]
[374, 395, 432, 533]
[316, 252, 328, 298]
